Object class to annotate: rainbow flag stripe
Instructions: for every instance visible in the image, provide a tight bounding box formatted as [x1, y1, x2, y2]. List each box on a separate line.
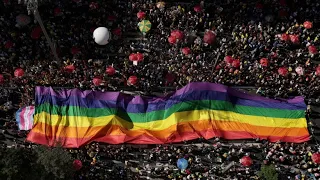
[27, 83, 309, 147]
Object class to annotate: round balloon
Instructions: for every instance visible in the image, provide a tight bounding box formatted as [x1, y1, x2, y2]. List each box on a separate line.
[129, 53, 138, 61]
[278, 67, 288, 76]
[203, 31, 216, 45]
[281, 33, 290, 41]
[14, 68, 24, 77]
[181, 47, 191, 55]
[168, 36, 177, 44]
[106, 66, 115, 76]
[177, 158, 188, 170]
[93, 27, 110, 45]
[65, 65, 75, 73]
[308, 45, 318, 54]
[171, 30, 184, 40]
[260, 58, 269, 67]
[232, 59, 240, 68]
[303, 21, 313, 29]
[92, 77, 102, 86]
[240, 156, 253, 167]
[136, 52, 144, 61]
[73, 159, 83, 170]
[312, 153, 320, 164]
[128, 76, 138, 85]
[224, 56, 234, 64]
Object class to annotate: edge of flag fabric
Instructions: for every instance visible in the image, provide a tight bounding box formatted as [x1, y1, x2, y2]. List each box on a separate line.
[16, 106, 35, 131]
[27, 82, 309, 148]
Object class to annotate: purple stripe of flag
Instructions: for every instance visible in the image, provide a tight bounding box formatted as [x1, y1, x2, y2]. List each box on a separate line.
[35, 82, 305, 105]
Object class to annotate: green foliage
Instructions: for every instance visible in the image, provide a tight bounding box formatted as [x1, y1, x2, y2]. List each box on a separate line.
[0, 145, 75, 180]
[0, 147, 38, 180]
[258, 164, 279, 180]
[34, 145, 75, 180]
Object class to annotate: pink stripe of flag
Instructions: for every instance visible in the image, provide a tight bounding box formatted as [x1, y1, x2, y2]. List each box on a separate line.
[27, 106, 35, 130]
[16, 106, 35, 131]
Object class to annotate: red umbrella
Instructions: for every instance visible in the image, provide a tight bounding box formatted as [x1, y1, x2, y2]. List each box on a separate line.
[71, 47, 80, 55]
[203, 31, 216, 45]
[129, 53, 138, 61]
[165, 73, 175, 83]
[181, 47, 191, 55]
[4, 41, 13, 49]
[54, 7, 62, 16]
[240, 156, 253, 167]
[260, 58, 269, 67]
[136, 52, 144, 61]
[106, 66, 115, 76]
[312, 153, 320, 164]
[194, 5, 202, 12]
[73, 159, 83, 171]
[308, 45, 318, 54]
[303, 21, 313, 29]
[316, 66, 320, 76]
[92, 77, 102, 86]
[137, 11, 146, 19]
[112, 27, 122, 36]
[65, 64, 75, 73]
[168, 36, 177, 44]
[171, 30, 184, 40]
[232, 59, 240, 68]
[14, 68, 24, 77]
[289, 34, 299, 44]
[0, 74, 4, 84]
[278, 67, 288, 76]
[281, 33, 290, 41]
[89, 2, 99, 9]
[224, 56, 234, 64]
[128, 76, 138, 85]
[31, 26, 42, 39]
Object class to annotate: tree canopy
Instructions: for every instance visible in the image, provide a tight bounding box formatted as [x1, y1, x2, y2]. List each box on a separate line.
[0, 145, 74, 180]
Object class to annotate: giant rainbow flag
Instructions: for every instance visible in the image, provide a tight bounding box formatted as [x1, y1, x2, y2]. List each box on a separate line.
[27, 83, 309, 148]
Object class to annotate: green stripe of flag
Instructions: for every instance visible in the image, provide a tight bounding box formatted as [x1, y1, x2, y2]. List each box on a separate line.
[36, 100, 305, 123]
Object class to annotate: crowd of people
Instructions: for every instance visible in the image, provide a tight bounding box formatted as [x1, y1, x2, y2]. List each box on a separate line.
[1, 0, 320, 179]
[0, 0, 320, 104]
[68, 140, 320, 179]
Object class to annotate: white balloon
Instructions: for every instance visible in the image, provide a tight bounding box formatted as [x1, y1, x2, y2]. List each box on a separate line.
[93, 27, 110, 45]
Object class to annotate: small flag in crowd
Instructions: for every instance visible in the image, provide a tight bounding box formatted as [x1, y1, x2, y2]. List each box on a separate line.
[16, 106, 35, 130]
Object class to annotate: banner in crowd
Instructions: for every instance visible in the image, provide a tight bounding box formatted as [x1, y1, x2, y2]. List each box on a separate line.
[16, 106, 35, 131]
[27, 83, 309, 147]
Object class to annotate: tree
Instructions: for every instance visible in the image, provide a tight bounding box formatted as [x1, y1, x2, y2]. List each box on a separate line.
[34, 145, 75, 180]
[258, 164, 279, 180]
[0, 147, 39, 180]
[0, 144, 75, 180]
